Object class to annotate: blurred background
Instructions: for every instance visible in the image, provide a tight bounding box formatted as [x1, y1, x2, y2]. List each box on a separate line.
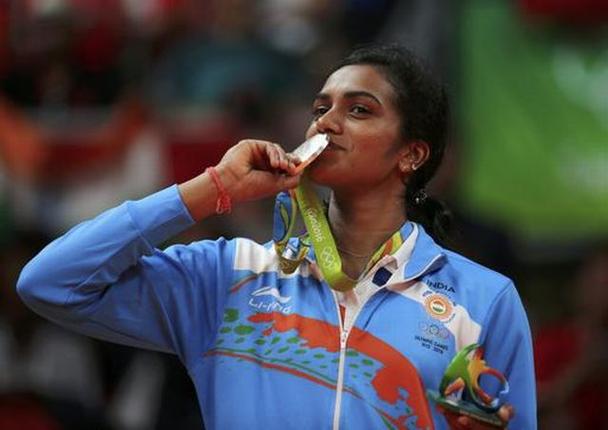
[0, 0, 606, 429]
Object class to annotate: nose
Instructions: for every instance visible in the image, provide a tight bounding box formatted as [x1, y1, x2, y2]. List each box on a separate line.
[315, 108, 342, 135]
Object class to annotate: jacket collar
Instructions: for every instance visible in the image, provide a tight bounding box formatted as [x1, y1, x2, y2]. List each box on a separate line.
[300, 221, 446, 282]
[402, 223, 446, 281]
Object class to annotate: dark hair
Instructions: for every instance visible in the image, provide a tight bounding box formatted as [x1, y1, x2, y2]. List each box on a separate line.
[336, 44, 453, 245]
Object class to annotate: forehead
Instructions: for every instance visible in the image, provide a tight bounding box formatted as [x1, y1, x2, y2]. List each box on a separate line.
[320, 64, 396, 101]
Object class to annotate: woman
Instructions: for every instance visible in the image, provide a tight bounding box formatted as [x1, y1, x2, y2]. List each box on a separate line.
[17, 45, 536, 429]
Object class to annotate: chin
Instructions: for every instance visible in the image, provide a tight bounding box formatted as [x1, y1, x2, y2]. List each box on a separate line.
[307, 163, 347, 189]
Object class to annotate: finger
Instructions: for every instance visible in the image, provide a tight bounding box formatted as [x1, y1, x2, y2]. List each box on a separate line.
[450, 416, 472, 430]
[284, 154, 300, 175]
[267, 143, 288, 171]
[281, 173, 301, 190]
[457, 414, 508, 430]
[497, 405, 514, 423]
[457, 416, 473, 429]
[287, 153, 301, 166]
[279, 155, 289, 172]
[251, 171, 301, 197]
[267, 144, 280, 169]
[273, 143, 291, 172]
[438, 408, 469, 430]
[287, 162, 298, 175]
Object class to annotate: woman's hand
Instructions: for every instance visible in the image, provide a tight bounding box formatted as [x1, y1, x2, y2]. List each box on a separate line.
[439, 405, 514, 430]
[179, 139, 302, 221]
[217, 139, 301, 203]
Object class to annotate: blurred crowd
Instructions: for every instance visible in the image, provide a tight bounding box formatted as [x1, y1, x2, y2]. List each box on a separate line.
[0, 0, 606, 429]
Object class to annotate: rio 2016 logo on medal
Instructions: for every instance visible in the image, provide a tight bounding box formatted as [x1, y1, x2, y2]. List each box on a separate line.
[427, 343, 511, 427]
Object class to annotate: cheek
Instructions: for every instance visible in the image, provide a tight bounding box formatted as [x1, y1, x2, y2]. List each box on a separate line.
[355, 128, 400, 156]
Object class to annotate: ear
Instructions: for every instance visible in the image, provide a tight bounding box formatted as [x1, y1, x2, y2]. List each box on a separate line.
[398, 140, 431, 175]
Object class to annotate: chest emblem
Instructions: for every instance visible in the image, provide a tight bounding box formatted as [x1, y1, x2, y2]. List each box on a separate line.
[423, 293, 454, 321]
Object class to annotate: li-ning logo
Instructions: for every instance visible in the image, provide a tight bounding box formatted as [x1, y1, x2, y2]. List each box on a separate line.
[251, 286, 291, 303]
[423, 293, 454, 321]
[249, 287, 293, 314]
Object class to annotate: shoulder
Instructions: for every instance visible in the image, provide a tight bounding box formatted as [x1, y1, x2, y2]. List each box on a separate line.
[162, 236, 309, 277]
[440, 248, 513, 291]
[155, 236, 272, 286]
[423, 247, 519, 330]
[232, 237, 278, 273]
[409, 223, 513, 297]
[159, 236, 244, 271]
[419, 236, 514, 298]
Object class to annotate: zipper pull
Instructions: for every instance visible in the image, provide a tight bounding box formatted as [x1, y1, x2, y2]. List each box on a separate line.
[340, 330, 348, 347]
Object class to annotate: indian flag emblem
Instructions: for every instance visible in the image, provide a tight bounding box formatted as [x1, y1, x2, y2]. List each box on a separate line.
[424, 294, 453, 320]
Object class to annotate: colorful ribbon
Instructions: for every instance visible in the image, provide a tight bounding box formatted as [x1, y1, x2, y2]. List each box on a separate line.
[273, 175, 403, 292]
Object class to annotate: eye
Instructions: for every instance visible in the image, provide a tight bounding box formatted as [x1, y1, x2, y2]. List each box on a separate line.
[350, 105, 371, 116]
[312, 105, 329, 119]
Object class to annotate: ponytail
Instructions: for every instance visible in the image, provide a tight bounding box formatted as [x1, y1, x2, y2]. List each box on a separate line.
[405, 185, 454, 247]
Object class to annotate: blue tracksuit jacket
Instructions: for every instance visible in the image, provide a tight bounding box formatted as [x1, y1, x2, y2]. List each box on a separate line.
[17, 185, 537, 429]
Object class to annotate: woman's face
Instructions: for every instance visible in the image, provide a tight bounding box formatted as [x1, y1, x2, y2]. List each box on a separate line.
[305, 64, 405, 190]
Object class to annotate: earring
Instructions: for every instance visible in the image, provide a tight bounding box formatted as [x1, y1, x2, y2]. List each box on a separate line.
[411, 163, 419, 171]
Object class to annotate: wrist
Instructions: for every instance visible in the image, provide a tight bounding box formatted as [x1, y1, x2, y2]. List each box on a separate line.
[206, 166, 232, 214]
[214, 163, 240, 201]
[177, 162, 244, 221]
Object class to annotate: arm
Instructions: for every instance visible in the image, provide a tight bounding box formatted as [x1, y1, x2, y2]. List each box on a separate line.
[478, 283, 537, 429]
[440, 282, 536, 429]
[18, 186, 207, 358]
[17, 140, 301, 365]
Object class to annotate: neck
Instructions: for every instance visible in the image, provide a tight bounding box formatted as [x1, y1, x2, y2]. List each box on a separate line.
[328, 185, 407, 259]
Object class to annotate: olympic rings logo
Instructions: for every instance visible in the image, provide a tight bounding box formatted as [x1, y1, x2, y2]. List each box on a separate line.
[418, 321, 450, 339]
[319, 246, 338, 269]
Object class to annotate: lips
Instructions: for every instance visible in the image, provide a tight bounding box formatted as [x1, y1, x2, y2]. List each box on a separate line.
[326, 140, 344, 150]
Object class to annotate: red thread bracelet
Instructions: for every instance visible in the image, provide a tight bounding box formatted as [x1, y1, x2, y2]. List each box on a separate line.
[206, 167, 232, 214]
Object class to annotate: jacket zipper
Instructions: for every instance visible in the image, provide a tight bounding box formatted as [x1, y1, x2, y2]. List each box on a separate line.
[330, 282, 385, 430]
[331, 319, 348, 430]
[329, 253, 443, 430]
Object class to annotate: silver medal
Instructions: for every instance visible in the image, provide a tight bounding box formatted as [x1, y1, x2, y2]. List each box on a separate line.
[290, 134, 329, 173]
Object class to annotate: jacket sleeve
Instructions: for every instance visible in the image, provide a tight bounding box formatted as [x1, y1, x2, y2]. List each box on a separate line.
[478, 282, 537, 429]
[16, 185, 236, 368]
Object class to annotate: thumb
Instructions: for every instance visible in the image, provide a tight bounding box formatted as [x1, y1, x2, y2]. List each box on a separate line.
[457, 416, 473, 428]
[239, 171, 301, 201]
[278, 173, 301, 191]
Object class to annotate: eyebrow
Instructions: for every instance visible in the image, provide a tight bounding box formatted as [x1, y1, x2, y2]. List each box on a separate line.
[314, 90, 382, 105]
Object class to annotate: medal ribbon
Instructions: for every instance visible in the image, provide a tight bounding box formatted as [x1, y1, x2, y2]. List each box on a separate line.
[273, 175, 404, 292]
